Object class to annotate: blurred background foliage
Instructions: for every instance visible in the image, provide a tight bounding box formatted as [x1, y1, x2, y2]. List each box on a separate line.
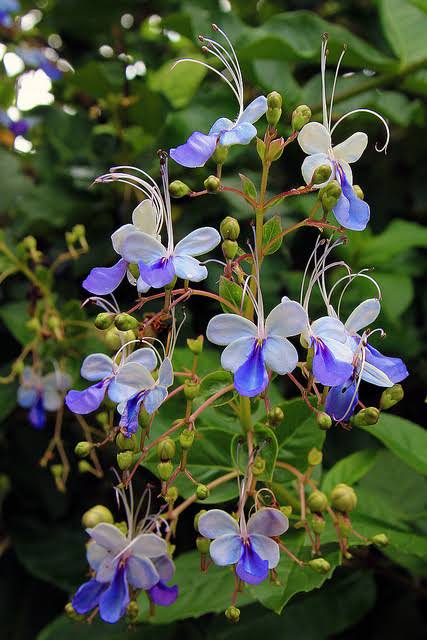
[0, 0, 426, 638]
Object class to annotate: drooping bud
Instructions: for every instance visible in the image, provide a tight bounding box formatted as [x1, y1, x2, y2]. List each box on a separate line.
[157, 438, 176, 461]
[316, 412, 332, 430]
[212, 144, 229, 165]
[370, 533, 389, 547]
[307, 490, 328, 513]
[114, 313, 139, 331]
[220, 216, 240, 241]
[252, 455, 266, 476]
[116, 432, 138, 452]
[125, 600, 139, 623]
[74, 441, 93, 458]
[193, 509, 207, 532]
[166, 486, 179, 504]
[351, 407, 380, 427]
[196, 484, 210, 500]
[184, 380, 201, 400]
[280, 505, 293, 518]
[311, 164, 332, 185]
[380, 384, 404, 410]
[94, 312, 115, 330]
[225, 606, 240, 624]
[222, 239, 238, 260]
[157, 461, 174, 480]
[311, 513, 326, 535]
[169, 180, 191, 198]
[196, 535, 211, 554]
[82, 505, 114, 528]
[267, 406, 284, 427]
[331, 483, 357, 512]
[292, 105, 311, 131]
[78, 460, 92, 474]
[266, 91, 282, 127]
[308, 447, 323, 466]
[353, 184, 364, 200]
[117, 451, 134, 471]
[308, 558, 331, 574]
[204, 175, 221, 193]
[187, 335, 204, 354]
[179, 428, 195, 450]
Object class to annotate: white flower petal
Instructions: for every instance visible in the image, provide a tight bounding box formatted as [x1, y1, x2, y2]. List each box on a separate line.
[81, 353, 114, 381]
[137, 275, 151, 293]
[96, 554, 120, 583]
[174, 227, 220, 257]
[345, 298, 381, 334]
[298, 122, 331, 155]
[207, 314, 257, 346]
[125, 347, 157, 371]
[131, 533, 168, 559]
[221, 337, 256, 373]
[87, 540, 109, 571]
[87, 523, 126, 554]
[132, 200, 158, 237]
[114, 362, 155, 395]
[266, 300, 308, 338]
[264, 336, 298, 375]
[339, 160, 353, 184]
[144, 385, 168, 414]
[361, 361, 394, 387]
[247, 508, 289, 537]
[121, 230, 166, 264]
[43, 388, 62, 411]
[311, 316, 347, 343]
[333, 132, 368, 164]
[173, 255, 207, 282]
[153, 555, 175, 581]
[238, 96, 268, 124]
[111, 224, 134, 256]
[301, 153, 334, 187]
[198, 509, 240, 538]
[127, 556, 159, 589]
[159, 358, 173, 387]
[209, 535, 242, 566]
[17, 386, 37, 408]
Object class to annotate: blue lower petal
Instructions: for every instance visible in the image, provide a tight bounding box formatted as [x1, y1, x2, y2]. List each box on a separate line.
[234, 341, 268, 397]
[325, 378, 359, 422]
[72, 578, 107, 615]
[236, 542, 269, 585]
[83, 258, 128, 295]
[312, 340, 353, 387]
[120, 393, 145, 435]
[138, 257, 175, 289]
[29, 395, 46, 429]
[169, 131, 218, 168]
[40, 60, 62, 80]
[334, 166, 370, 231]
[99, 565, 130, 624]
[365, 344, 408, 384]
[65, 379, 108, 414]
[148, 581, 179, 606]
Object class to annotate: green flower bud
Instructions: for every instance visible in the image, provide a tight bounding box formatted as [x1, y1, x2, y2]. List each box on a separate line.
[169, 180, 191, 198]
[380, 384, 404, 410]
[311, 513, 326, 534]
[179, 428, 195, 450]
[64, 602, 85, 622]
[125, 600, 139, 623]
[292, 105, 311, 131]
[196, 535, 211, 554]
[252, 455, 266, 476]
[78, 460, 92, 474]
[308, 447, 323, 466]
[157, 438, 176, 461]
[50, 464, 63, 478]
[280, 505, 292, 518]
[82, 505, 114, 528]
[196, 484, 210, 500]
[222, 239, 238, 260]
[184, 380, 201, 400]
[212, 144, 229, 165]
[353, 184, 364, 200]
[337, 513, 353, 537]
[220, 216, 240, 241]
[267, 107, 282, 127]
[96, 411, 109, 427]
[316, 411, 332, 430]
[74, 441, 93, 458]
[331, 483, 357, 513]
[104, 327, 135, 350]
[370, 533, 389, 547]
[225, 605, 240, 624]
[311, 164, 332, 185]
[319, 180, 342, 212]
[193, 509, 207, 532]
[308, 558, 331, 574]
[166, 486, 179, 503]
[114, 521, 128, 536]
[23, 235, 37, 251]
[157, 461, 174, 481]
[94, 312, 115, 330]
[117, 451, 134, 471]
[139, 406, 151, 429]
[267, 406, 284, 427]
[164, 275, 177, 290]
[307, 490, 328, 513]
[267, 91, 282, 109]
[204, 175, 221, 193]
[128, 263, 139, 279]
[116, 432, 138, 452]
[300, 333, 309, 349]
[114, 313, 139, 331]
[351, 407, 380, 427]
[73, 224, 86, 239]
[187, 335, 204, 354]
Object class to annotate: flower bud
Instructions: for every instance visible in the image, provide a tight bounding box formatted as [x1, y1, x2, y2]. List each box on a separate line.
[307, 490, 328, 513]
[82, 505, 114, 528]
[300, 333, 309, 349]
[196, 484, 210, 500]
[204, 175, 221, 193]
[114, 313, 139, 331]
[125, 600, 139, 623]
[139, 406, 151, 429]
[220, 216, 240, 241]
[319, 180, 342, 212]
[331, 483, 357, 512]
[50, 464, 63, 478]
[73, 224, 86, 240]
[252, 455, 266, 476]
[179, 428, 195, 450]
[225, 606, 240, 624]
[311, 513, 326, 535]
[74, 441, 93, 458]
[292, 105, 311, 131]
[184, 380, 201, 400]
[316, 411, 332, 430]
[78, 460, 92, 473]
[280, 505, 292, 518]
[157, 461, 174, 480]
[104, 327, 135, 350]
[196, 535, 211, 554]
[114, 521, 128, 536]
[169, 179, 191, 198]
[166, 486, 179, 504]
[308, 447, 323, 466]
[353, 184, 364, 199]
[267, 91, 282, 110]
[193, 509, 207, 532]
[64, 602, 85, 622]
[351, 407, 380, 427]
[370, 533, 389, 547]
[380, 384, 404, 410]
[116, 432, 138, 452]
[308, 558, 331, 574]
[128, 263, 139, 279]
[117, 451, 134, 471]
[187, 335, 204, 354]
[212, 144, 229, 165]
[311, 164, 332, 185]
[96, 411, 109, 427]
[222, 240, 238, 260]
[94, 312, 115, 330]
[337, 513, 353, 537]
[157, 438, 176, 461]
[267, 107, 282, 128]
[267, 406, 284, 427]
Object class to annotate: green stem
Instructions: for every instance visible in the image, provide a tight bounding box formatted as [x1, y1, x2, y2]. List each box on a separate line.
[239, 396, 253, 433]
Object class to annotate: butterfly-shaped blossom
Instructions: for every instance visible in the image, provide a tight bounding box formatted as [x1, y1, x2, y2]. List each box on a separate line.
[0, 0, 19, 27]
[169, 25, 267, 168]
[15, 45, 63, 80]
[65, 347, 157, 415]
[0, 108, 30, 137]
[298, 35, 390, 231]
[120, 156, 220, 288]
[199, 507, 288, 585]
[84, 168, 165, 296]
[17, 367, 70, 429]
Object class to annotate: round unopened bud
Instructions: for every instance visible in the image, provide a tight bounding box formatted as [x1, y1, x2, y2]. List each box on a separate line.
[267, 107, 282, 127]
[308, 447, 323, 466]
[104, 328, 135, 350]
[353, 184, 364, 200]
[184, 380, 201, 400]
[319, 179, 342, 211]
[225, 606, 240, 624]
[280, 505, 293, 518]
[78, 460, 92, 473]
[311, 164, 332, 185]
[82, 505, 114, 528]
[252, 455, 266, 476]
[179, 428, 195, 450]
[212, 144, 229, 165]
[307, 490, 328, 513]
[96, 411, 109, 427]
[117, 451, 134, 471]
[114, 313, 139, 331]
[157, 438, 176, 461]
[94, 312, 115, 330]
[73, 224, 86, 239]
[74, 441, 93, 458]
[196, 535, 211, 554]
[125, 600, 139, 623]
[222, 239, 238, 260]
[331, 483, 357, 513]
[371, 533, 389, 547]
[204, 175, 221, 193]
[157, 461, 174, 481]
[187, 335, 204, 354]
[267, 91, 282, 109]
[311, 513, 326, 534]
[196, 484, 210, 500]
[166, 486, 179, 503]
[114, 521, 128, 536]
[316, 412, 332, 430]
[116, 432, 138, 452]
[50, 464, 63, 478]
[193, 509, 207, 532]
[220, 216, 240, 241]
[267, 406, 284, 427]
[380, 384, 404, 410]
[308, 558, 331, 574]
[139, 406, 151, 429]
[351, 407, 380, 427]
[169, 180, 191, 198]
[64, 602, 84, 621]
[292, 105, 311, 131]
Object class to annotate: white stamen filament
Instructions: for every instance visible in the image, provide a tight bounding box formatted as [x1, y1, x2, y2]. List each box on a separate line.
[331, 108, 390, 154]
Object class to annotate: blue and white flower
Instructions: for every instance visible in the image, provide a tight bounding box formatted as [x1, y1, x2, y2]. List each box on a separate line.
[17, 366, 70, 429]
[0, 0, 19, 27]
[15, 45, 63, 80]
[169, 25, 267, 168]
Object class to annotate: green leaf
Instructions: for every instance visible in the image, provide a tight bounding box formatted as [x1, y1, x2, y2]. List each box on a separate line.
[149, 56, 207, 109]
[359, 413, 427, 475]
[253, 59, 302, 108]
[38, 617, 176, 640]
[262, 215, 283, 255]
[373, 272, 414, 319]
[231, 424, 278, 482]
[239, 173, 257, 200]
[218, 276, 249, 314]
[380, 0, 427, 64]
[359, 219, 427, 264]
[196, 370, 235, 408]
[0, 301, 34, 345]
[322, 449, 380, 495]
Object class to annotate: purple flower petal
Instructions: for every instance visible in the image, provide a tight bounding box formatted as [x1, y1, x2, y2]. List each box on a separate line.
[364, 344, 408, 384]
[82, 258, 128, 295]
[9, 120, 29, 136]
[247, 508, 289, 537]
[99, 565, 130, 624]
[170, 131, 218, 168]
[325, 378, 359, 421]
[234, 341, 268, 397]
[119, 393, 145, 435]
[40, 60, 62, 80]
[334, 166, 370, 231]
[138, 257, 175, 289]
[148, 581, 178, 606]
[72, 578, 107, 614]
[249, 533, 280, 569]
[312, 339, 354, 387]
[29, 395, 46, 429]
[236, 542, 269, 585]
[65, 379, 108, 415]
[127, 556, 159, 590]
[209, 534, 243, 566]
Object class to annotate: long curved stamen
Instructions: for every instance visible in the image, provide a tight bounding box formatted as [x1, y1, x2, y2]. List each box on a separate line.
[302, 237, 347, 312]
[331, 108, 390, 153]
[328, 45, 347, 131]
[332, 270, 382, 317]
[321, 33, 329, 129]
[159, 153, 175, 254]
[81, 295, 120, 313]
